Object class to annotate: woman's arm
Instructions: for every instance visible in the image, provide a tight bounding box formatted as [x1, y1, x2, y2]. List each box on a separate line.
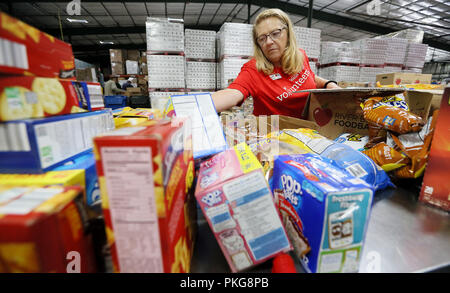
[211, 89, 245, 113]
[314, 75, 341, 89]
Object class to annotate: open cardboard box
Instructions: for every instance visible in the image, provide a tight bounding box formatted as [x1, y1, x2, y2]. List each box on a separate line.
[286, 88, 436, 139]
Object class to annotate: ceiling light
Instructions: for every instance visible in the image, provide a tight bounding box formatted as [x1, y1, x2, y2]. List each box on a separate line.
[99, 41, 114, 45]
[66, 18, 89, 23]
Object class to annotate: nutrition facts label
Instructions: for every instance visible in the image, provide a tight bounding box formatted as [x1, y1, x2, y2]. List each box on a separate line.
[222, 171, 290, 261]
[101, 147, 163, 273]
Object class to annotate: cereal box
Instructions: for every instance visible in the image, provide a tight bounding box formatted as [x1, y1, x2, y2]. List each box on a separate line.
[271, 154, 374, 273]
[0, 109, 114, 174]
[0, 76, 100, 122]
[0, 12, 75, 79]
[0, 185, 96, 273]
[195, 143, 292, 272]
[420, 87, 450, 211]
[93, 118, 196, 273]
[52, 152, 101, 216]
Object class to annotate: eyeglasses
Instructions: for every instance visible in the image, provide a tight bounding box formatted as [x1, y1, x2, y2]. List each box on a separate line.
[256, 27, 287, 46]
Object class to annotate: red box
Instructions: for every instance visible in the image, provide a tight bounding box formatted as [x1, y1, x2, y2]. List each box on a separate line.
[0, 185, 96, 273]
[420, 87, 450, 211]
[0, 12, 75, 79]
[93, 118, 196, 273]
[0, 76, 92, 121]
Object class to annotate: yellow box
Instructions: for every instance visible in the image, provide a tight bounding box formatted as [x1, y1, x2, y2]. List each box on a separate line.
[0, 170, 84, 187]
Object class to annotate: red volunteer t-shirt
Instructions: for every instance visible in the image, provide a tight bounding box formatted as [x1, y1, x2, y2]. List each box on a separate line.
[228, 49, 316, 118]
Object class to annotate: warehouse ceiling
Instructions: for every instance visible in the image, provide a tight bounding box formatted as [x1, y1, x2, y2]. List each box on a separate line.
[1, 0, 449, 61]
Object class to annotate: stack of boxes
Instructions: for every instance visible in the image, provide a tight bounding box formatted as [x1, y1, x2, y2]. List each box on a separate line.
[217, 23, 253, 89]
[109, 49, 148, 97]
[109, 49, 126, 76]
[0, 12, 114, 272]
[382, 38, 408, 74]
[294, 26, 321, 73]
[403, 43, 428, 73]
[146, 17, 186, 107]
[318, 28, 428, 83]
[355, 38, 387, 83]
[185, 29, 217, 93]
[318, 42, 360, 82]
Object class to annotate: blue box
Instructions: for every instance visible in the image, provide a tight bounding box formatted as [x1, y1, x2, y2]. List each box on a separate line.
[104, 95, 128, 110]
[0, 109, 114, 174]
[271, 153, 374, 273]
[52, 151, 101, 214]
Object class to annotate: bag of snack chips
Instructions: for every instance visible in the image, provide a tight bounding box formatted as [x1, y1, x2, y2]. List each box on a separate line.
[361, 93, 425, 148]
[269, 128, 394, 191]
[362, 142, 410, 172]
[389, 110, 439, 179]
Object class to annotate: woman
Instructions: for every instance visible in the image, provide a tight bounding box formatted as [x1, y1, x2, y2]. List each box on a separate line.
[212, 8, 340, 118]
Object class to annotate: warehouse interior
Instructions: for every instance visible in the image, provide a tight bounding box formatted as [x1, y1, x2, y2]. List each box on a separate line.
[1, 0, 449, 81]
[0, 0, 449, 275]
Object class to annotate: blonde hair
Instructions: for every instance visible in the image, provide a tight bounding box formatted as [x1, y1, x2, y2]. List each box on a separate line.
[253, 9, 303, 75]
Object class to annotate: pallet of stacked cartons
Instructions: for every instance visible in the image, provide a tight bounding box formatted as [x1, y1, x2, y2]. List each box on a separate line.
[110, 49, 126, 75]
[318, 42, 360, 82]
[146, 17, 186, 106]
[217, 23, 253, 89]
[355, 38, 387, 82]
[185, 29, 217, 93]
[404, 43, 428, 73]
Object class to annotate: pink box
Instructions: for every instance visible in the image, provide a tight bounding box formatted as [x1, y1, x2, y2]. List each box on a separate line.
[195, 143, 292, 272]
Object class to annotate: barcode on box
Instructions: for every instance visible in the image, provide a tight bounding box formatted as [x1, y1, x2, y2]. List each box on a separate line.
[345, 163, 368, 178]
[0, 37, 29, 70]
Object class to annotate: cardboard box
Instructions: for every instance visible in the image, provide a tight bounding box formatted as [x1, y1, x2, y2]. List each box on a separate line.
[271, 154, 373, 273]
[125, 60, 139, 75]
[0, 185, 96, 273]
[127, 50, 141, 61]
[195, 143, 291, 272]
[300, 88, 433, 139]
[76, 68, 97, 83]
[111, 62, 124, 76]
[125, 87, 143, 96]
[0, 109, 114, 174]
[376, 72, 432, 85]
[419, 87, 450, 211]
[93, 118, 196, 273]
[0, 76, 102, 122]
[109, 49, 126, 63]
[0, 12, 75, 79]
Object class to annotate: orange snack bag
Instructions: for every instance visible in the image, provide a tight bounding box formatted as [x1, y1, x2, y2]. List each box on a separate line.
[362, 93, 425, 148]
[362, 142, 410, 172]
[391, 110, 439, 179]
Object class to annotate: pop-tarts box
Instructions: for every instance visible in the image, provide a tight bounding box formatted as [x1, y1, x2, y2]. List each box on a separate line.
[52, 151, 101, 215]
[271, 153, 374, 273]
[0, 109, 114, 174]
[195, 143, 292, 272]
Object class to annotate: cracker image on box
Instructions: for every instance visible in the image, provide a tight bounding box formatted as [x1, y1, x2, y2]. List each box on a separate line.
[271, 153, 374, 273]
[32, 78, 66, 114]
[195, 143, 292, 272]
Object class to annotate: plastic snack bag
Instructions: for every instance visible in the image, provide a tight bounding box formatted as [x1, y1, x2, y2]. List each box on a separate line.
[269, 128, 394, 191]
[334, 133, 370, 151]
[362, 142, 410, 172]
[361, 93, 425, 147]
[390, 110, 439, 179]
